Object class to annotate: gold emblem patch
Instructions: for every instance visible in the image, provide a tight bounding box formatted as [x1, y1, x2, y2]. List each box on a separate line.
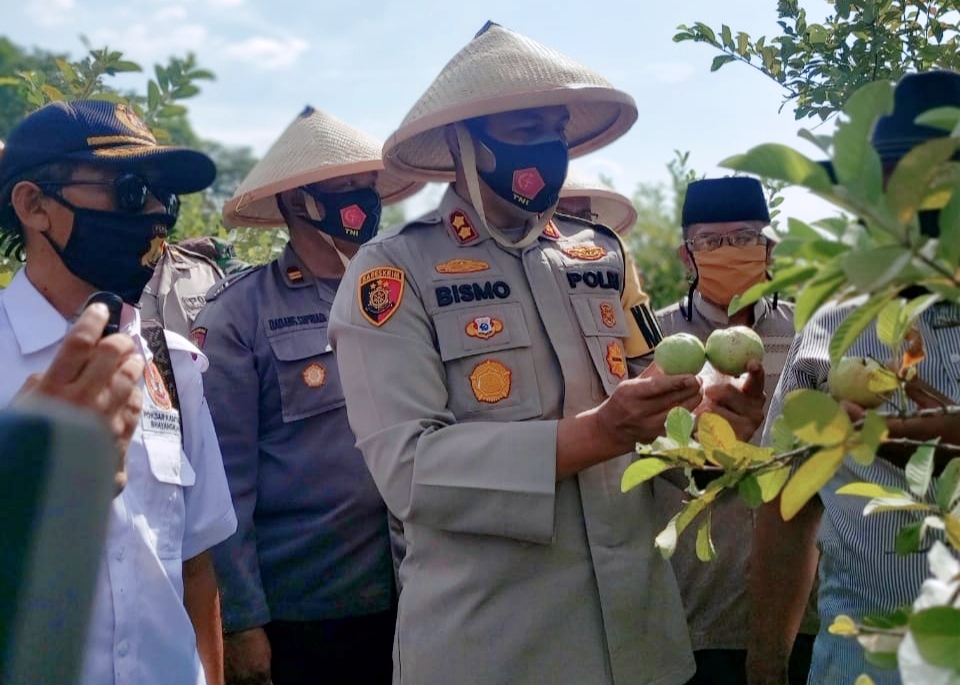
[466, 316, 504, 340]
[302, 362, 327, 388]
[470, 359, 512, 403]
[606, 341, 627, 380]
[599, 302, 617, 329]
[435, 259, 490, 274]
[449, 211, 479, 244]
[114, 103, 156, 142]
[561, 243, 607, 261]
[542, 222, 560, 240]
[145, 360, 173, 410]
[358, 266, 405, 327]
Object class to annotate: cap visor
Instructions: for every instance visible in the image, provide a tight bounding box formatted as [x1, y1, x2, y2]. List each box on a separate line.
[67, 145, 216, 194]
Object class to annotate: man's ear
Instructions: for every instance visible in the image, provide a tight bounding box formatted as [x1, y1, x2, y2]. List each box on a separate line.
[10, 181, 52, 235]
[678, 243, 695, 271]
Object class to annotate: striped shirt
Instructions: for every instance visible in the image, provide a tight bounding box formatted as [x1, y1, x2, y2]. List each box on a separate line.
[762, 297, 960, 685]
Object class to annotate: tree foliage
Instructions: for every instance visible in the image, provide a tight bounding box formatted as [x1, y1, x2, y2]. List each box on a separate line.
[676, 1, 960, 120]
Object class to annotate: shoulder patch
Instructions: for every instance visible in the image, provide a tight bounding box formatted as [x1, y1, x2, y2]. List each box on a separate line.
[204, 264, 262, 302]
[358, 266, 405, 326]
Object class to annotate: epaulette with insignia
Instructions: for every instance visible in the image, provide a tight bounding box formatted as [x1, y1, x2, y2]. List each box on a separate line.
[205, 264, 263, 302]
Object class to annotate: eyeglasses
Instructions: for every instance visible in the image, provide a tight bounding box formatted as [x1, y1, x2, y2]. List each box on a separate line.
[37, 174, 180, 217]
[685, 228, 767, 253]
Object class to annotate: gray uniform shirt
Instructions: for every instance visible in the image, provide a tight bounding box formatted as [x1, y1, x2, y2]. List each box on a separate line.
[651, 292, 818, 651]
[329, 187, 694, 685]
[140, 243, 224, 336]
[193, 244, 394, 632]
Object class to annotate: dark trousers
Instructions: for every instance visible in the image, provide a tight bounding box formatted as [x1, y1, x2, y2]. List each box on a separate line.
[263, 608, 396, 685]
[685, 633, 815, 685]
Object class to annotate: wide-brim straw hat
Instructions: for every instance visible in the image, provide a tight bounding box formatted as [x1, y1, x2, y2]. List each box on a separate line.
[223, 106, 424, 228]
[559, 166, 637, 234]
[383, 21, 638, 182]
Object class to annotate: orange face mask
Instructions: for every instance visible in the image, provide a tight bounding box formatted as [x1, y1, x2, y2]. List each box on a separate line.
[692, 244, 769, 307]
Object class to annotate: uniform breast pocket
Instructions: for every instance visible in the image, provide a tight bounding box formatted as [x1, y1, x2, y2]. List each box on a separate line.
[570, 292, 630, 396]
[267, 326, 345, 423]
[433, 302, 543, 421]
[144, 435, 196, 560]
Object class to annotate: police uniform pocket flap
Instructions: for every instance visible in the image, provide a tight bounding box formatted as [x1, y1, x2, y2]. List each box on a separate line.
[570, 293, 629, 337]
[433, 302, 531, 362]
[267, 327, 331, 361]
[145, 438, 197, 487]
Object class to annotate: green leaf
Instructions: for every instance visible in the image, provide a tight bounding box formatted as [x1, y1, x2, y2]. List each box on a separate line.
[172, 83, 201, 99]
[666, 407, 696, 446]
[757, 465, 790, 503]
[905, 439, 939, 498]
[794, 268, 846, 330]
[0, 76, 23, 87]
[916, 106, 960, 133]
[836, 482, 913, 499]
[147, 80, 161, 112]
[781, 445, 846, 520]
[621, 458, 672, 492]
[695, 510, 716, 561]
[720, 144, 833, 192]
[154, 64, 169, 91]
[843, 247, 912, 292]
[770, 415, 797, 453]
[54, 57, 77, 85]
[894, 521, 924, 555]
[111, 60, 142, 73]
[886, 138, 960, 224]
[832, 81, 893, 202]
[698, 413, 739, 465]
[863, 497, 932, 515]
[909, 607, 960, 671]
[853, 675, 877, 685]
[737, 475, 764, 508]
[655, 517, 679, 558]
[782, 389, 852, 446]
[829, 292, 898, 365]
[875, 298, 906, 348]
[728, 264, 818, 315]
[850, 411, 889, 466]
[828, 614, 859, 636]
[710, 54, 737, 72]
[720, 24, 734, 50]
[935, 458, 960, 512]
[187, 68, 216, 81]
[938, 184, 960, 266]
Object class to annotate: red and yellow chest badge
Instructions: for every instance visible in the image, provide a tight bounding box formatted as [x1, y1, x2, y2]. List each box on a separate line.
[145, 360, 173, 410]
[542, 221, 561, 240]
[470, 359, 512, 403]
[286, 267, 304, 283]
[561, 243, 607, 261]
[435, 258, 489, 274]
[599, 302, 617, 329]
[606, 341, 627, 380]
[358, 266, 405, 327]
[449, 211, 479, 244]
[189, 327, 207, 350]
[302, 362, 327, 388]
[466, 316, 504, 340]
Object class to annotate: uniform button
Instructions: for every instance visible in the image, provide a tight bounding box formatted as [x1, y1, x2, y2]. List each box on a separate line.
[114, 546, 125, 561]
[117, 641, 129, 657]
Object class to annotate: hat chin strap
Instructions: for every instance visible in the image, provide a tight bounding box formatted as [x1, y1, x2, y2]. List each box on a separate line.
[454, 123, 550, 250]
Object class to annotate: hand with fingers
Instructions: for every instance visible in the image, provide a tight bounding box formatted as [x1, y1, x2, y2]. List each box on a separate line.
[14, 303, 144, 493]
[695, 360, 767, 441]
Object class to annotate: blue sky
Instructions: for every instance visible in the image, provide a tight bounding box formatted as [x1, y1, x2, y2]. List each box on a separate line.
[3, 0, 838, 220]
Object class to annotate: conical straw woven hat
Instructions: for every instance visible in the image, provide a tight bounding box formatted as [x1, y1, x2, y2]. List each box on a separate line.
[383, 22, 637, 182]
[559, 166, 637, 234]
[224, 106, 423, 228]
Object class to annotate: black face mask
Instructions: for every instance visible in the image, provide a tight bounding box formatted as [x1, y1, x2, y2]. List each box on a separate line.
[467, 122, 569, 214]
[300, 187, 382, 244]
[45, 197, 175, 304]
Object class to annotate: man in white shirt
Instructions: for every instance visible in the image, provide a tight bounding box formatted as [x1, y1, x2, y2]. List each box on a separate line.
[0, 99, 237, 685]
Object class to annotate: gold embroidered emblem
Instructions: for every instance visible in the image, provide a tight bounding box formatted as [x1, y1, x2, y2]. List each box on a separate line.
[113, 103, 156, 142]
[542, 222, 560, 240]
[561, 243, 607, 261]
[358, 267, 405, 327]
[606, 341, 627, 380]
[287, 267, 303, 283]
[599, 302, 617, 329]
[465, 316, 504, 340]
[449, 211, 479, 244]
[470, 360, 512, 403]
[145, 360, 173, 410]
[302, 362, 327, 388]
[435, 259, 490, 274]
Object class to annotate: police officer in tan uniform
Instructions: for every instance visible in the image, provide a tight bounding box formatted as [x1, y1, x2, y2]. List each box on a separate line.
[139, 241, 224, 336]
[329, 22, 767, 685]
[650, 177, 815, 685]
[192, 107, 422, 685]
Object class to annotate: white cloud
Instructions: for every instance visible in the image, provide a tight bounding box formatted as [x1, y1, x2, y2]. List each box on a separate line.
[24, 0, 75, 26]
[153, 5, 188, 21]
[88, 22, 210, 64]
[223, 37, 309, 70]
[207, 0, 244, 6]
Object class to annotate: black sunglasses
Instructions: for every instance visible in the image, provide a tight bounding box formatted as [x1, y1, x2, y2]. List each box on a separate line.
[37, 173, 180, 217]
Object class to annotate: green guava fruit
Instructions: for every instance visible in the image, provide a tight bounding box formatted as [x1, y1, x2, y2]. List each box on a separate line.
[828, 356, 894, 408]
[654, 333, 707, 375]
[705, 326, 764, 376]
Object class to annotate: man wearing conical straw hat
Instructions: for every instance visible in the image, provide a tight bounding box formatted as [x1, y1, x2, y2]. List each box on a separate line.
[191, 106, 422, 685]
[330, 22, 766, 685]
[557, 166, 639, 235]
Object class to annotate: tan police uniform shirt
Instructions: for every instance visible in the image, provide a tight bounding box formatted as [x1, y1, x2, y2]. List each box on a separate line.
[140, 243, 224, 336]
[651, 292, 818, 651]
[329, 187, 694, 685]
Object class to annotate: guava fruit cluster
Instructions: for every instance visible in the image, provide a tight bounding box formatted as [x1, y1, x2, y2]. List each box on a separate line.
[654, 326, 764, 377]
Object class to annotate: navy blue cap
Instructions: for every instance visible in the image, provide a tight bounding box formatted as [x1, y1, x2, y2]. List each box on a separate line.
[873, 70, 960, 162]
[682, 177, 770, 228]
[0, 100, 216, 197]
